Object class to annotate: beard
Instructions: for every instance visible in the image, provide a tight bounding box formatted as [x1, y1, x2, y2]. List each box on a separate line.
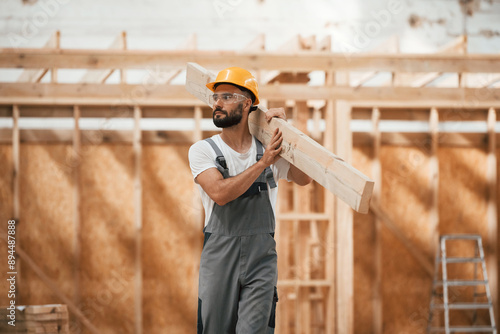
[213, 103, 244, 128]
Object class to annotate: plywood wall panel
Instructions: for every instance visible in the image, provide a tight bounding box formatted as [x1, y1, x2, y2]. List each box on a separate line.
[142, 144, 200, 334]
[18, 144, 75, 306]
[438, 147, 490, 326]
[79, 144, 135, 334]
[352, 146, 375, 333]
[379, 146, 434, 334]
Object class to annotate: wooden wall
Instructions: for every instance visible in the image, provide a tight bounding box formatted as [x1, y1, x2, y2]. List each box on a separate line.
[0, 140, 497, 333]
[0, 143, 201, 334]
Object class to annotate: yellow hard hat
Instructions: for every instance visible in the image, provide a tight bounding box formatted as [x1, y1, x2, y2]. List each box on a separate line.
[206, 67, 260, 105]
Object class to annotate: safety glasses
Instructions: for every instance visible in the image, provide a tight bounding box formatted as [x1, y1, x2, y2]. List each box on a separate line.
[209, 92, 250, 106]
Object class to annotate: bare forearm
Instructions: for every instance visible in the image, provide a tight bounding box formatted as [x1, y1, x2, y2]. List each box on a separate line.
[210, 160, 267, 206]
[288, 164, 312, 186]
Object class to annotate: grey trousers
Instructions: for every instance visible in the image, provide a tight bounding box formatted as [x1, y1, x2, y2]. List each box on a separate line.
[197, 233, 278, 334]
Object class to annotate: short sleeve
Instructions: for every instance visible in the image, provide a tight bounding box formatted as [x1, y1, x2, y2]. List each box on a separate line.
[188, 140, 217, 183]
[272, 157, 291, 182]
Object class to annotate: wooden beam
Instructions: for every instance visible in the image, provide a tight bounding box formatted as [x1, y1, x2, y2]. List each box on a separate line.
[51, 31, 61, 84]
[2, 48, 500, 72]
[2, 83, 500, 105]
[5, 128, 500, 148]
[12, 105, 20, 221]
[333, 100, 354, 334]
[429, 108, 439, 262]
[487, 107, 498, 323]
[133, 105, 143, 334]
[185, 62, 374, 213]
[293, 101, 311, 334]
[12, 104, 21, 299]
[323, 72, 336, 334]
[72, 105, 81, 310]
[372, 107, 382, 334]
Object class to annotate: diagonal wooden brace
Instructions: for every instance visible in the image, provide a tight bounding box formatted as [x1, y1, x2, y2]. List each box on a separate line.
[186, 62, 374, 213]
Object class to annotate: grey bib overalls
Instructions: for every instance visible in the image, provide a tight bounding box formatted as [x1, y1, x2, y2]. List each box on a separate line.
[197, 137, 279, 334]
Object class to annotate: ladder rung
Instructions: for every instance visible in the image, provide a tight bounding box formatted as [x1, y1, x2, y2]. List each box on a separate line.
[437, 257, 483, 263]
[441, 234, 481, 241]
[435, 280, 488, 286]
[429, 326, 496, 332]
[430, 302, 492, 310]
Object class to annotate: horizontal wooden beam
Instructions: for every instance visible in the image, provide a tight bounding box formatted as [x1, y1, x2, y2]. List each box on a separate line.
[1, 48, 500, 72]
[186, 62, 374, 213]
[0, 129, 498, 148]
[1, 83, 499, 106]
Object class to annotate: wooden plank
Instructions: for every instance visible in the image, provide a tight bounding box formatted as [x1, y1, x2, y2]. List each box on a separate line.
[185, 62, 374, 213]
[334, 100, 354, 334]
[72, 105, 81, 309]
[429, 108, 440, 262]
[350, 101, 500, 109]
[2, 83, 500, 105]
[12, 105, 19, 220]
[133, 105, 143, 334]
[12, 104, 21, 298]
[487, 107, 498, 324]
[3, 48, 500, 72]
[51, 31, 61, 84]
[372, 107, 382, 334]
[2, 128, 497, 148]
[323, 74, 336, 334]
[294, 101, 311, 334]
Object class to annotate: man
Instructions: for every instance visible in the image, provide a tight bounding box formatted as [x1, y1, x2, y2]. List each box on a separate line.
[189, 66, 311, 333]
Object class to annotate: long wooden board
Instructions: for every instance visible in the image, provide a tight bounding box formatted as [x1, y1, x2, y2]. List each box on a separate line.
[2, 48, 500, 73]
[185, 62, 374, 213]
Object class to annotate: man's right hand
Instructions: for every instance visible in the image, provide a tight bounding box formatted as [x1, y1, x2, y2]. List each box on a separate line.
[259, 128, 283, 168]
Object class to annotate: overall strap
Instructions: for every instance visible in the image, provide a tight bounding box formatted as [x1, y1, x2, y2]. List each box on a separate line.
[205, 138, 229, 178]
[255, 137, 277, 189]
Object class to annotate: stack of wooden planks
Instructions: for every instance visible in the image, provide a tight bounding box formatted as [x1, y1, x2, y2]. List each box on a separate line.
[0, 304, 69, 333]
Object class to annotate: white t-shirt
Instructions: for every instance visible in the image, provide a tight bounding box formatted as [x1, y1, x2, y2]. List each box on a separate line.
[188, 134, 290, 227]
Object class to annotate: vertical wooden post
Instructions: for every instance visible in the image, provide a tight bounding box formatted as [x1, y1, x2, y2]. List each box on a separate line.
[334, 100, 354, 334]
[372, 107, 382, 333]
[12, 105, 20, 222]
[293, 101, 311, 334]
[323, 70, 336, 334]
[133, 105, 142, 334]
[51, 31, 60, 83]
[73, 105, 81, 308]
[120, 31, 127, 84]
[12, 104, 21, 297]
[487, 107, 498, 323]
[429, 108, 439, 261]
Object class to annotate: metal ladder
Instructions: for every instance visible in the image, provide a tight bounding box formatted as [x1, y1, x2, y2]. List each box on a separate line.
[427, 235, 497, 333]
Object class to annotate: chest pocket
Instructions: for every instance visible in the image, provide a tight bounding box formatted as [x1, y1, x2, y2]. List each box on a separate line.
[204, 137, 277, 199]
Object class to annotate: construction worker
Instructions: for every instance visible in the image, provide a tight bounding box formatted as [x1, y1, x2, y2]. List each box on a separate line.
[189, 66, 311, 333]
